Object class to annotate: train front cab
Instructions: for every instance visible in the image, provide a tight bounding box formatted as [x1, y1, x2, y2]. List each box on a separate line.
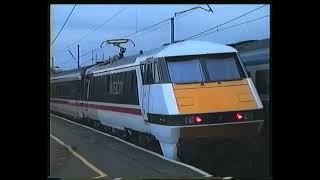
[139, 52, 264, 160]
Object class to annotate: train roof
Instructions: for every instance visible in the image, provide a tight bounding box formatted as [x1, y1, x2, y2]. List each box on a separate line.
[86, 40, 237, 74]
[229, 38, 269, 52]
[238, 43, 269, 66]
[85, 54, 140, 75]
[51, 41, 238, 76]
[136, 40, 237, 61]
[50, 65, 94, 82]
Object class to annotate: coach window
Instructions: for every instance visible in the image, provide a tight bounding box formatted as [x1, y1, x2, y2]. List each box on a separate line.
[146, 63, 150, 84]
[57, 84, 60, 98]
[125, 71, 131, 91]
[105, 75, 110, 94]
[71, 82, 74, 98]
[68, 82, 71, 99]
[63, 83, 66, 98]
[157, 60, 163, 82]
[89, 77, 95, 100]
[141, 63, 150, 85]
[55, 84, 58, 98]
[59, 84, 62, 98]
[60, 83, 63, 98]
[131, 71, 137, 91]
[76, 81, 81, 98]
[151, 63, 155, 84]
[255, 69, 269, 95]
[115, 73, 124, 95]
[66, 83, 70, 98]
[99, 76, 105, 97]
[142, 60, 166, 85]
[141, 64, 144, 84]
[50, 85, 52, 97]
[64, 83, 67, 98]
[97, 76, 103, 98]
[108, 74, 113, 95]
[158, 57, 170, 83]
[141, 64, 145, 84]
[70, 81, 76, 99]
[153, 61, 160, 83]
[59, 84, 63, 98]
[146, 63, 151, 84]
[57, 84, 61, 98]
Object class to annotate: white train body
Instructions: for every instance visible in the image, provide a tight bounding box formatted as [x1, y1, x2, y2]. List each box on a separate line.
[50, 40, 264, 160]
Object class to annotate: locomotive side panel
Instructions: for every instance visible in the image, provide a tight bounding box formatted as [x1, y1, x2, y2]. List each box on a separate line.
[84, 66, 148, 132]
[50, 80, 82, 118]
[147, 84, 179, 115]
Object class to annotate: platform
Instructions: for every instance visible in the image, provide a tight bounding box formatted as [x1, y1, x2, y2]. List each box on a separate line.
[50, 114, 211, 179]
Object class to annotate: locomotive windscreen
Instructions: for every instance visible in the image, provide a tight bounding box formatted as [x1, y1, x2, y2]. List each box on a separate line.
[166, 53, 245, 84]
[167, 58, 204, 84]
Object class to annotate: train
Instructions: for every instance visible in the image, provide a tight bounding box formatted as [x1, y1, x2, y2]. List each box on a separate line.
[238, 40, 270, 144]
[50, 39, 265, 160]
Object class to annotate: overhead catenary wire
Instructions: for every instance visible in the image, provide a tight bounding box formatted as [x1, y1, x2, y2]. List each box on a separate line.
[79, 5, 207, 56]
[182, 4, 267, 41]
[187, 15, 269, 40]
[131, 21, 171, 40]
[174, 5, 203, 23]
[122, 17, 172, 39]
[78, 5, 267, 63]
[174, 4, 213, 16]
[131, 4, 204, 40]
[51, 4, 77, 46]
[67, 7, 127, 47]
[79, 17, 171, 57]
[124, 4, 205, 39]
[67, 13, 268, 68]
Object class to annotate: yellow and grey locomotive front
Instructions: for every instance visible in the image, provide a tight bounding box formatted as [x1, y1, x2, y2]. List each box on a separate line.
[135, 40, 264, 160]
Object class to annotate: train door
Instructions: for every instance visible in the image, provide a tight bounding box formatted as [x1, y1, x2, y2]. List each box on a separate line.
[140, 62, 152, 121]
[73, 80, 81, 118]
[82, 75, 92, 118]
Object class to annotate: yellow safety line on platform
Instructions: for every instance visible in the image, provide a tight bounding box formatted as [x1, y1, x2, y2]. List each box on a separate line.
[50, 134, 108, 178]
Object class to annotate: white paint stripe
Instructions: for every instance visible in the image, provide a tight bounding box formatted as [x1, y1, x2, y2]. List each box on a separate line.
[51, 113, 213, 177]
[85, 101, 140, 109]
[151, 120, 264, 129]
[50, 134, 107, 178]
[184, 120, 264, 127]
[246, 78, 263, 109]
[223, 177, 233, 180]
[50, 98, 140, 109]
[93, 65, 136, 76]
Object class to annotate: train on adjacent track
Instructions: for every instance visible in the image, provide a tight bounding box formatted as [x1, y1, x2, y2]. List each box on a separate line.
[50, 40, 265, 160]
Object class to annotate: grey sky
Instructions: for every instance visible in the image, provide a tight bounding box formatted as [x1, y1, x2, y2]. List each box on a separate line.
[51, 4, 270, 70]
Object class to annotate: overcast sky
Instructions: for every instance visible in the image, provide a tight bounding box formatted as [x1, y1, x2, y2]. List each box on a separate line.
[51, 4, 270, 70]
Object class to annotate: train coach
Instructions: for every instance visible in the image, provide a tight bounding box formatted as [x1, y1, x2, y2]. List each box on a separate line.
[50, 40, 264, 160]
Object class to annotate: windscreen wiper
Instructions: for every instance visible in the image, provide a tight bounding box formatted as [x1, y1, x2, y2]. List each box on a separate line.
[198, 60, 205, 86]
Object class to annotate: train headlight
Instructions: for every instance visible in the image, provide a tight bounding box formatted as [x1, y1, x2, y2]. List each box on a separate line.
[185, 116, 203, 124]
[193, 116, 202, 124]
[234, 112, 244, 121]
